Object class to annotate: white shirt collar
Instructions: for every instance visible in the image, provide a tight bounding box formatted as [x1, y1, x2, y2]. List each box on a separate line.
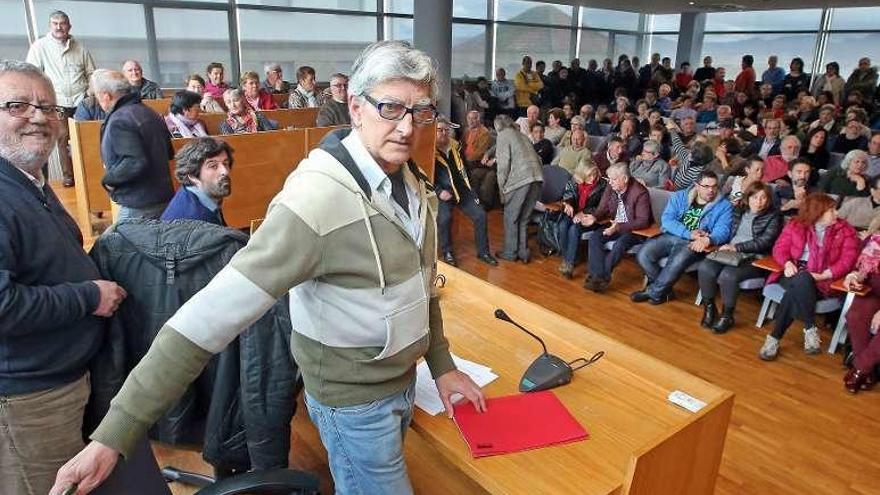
[18, 167, 45, 189]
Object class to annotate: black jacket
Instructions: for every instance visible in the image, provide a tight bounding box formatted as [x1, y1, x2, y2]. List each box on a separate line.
[562, 178, 606, 215]
[740, 137, 781, 160]
[730, 207, 782, 255]
[90, 220, 298, 471]
[100, 92, 174, 208]
[0, 157, 102, 395]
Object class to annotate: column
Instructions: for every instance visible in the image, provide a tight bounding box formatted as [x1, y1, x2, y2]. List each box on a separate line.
[675, 12, 706, 68]
[414, 0, 453, 115]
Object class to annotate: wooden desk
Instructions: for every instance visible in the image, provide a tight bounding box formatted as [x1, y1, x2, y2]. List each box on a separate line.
[752, 257, 783, 273]
[416, 268, 734, 495]
[632, 225, 661, 238]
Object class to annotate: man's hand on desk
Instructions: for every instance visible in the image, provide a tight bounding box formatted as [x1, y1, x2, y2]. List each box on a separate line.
[435, 369, 487, 419]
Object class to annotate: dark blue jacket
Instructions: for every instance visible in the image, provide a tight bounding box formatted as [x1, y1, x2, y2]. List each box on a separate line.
[73, 95, 107, 121]
[100, 92, 174, 208]
[161, 187, 225, 226]
[0, 157, 103, 394]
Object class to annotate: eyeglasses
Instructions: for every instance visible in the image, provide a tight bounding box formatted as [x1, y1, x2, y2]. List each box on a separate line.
[362, 94, 437, 125]
[331, 83, 348, 89]
[0, 101, 67, 121]
[697, 183, 718, 189]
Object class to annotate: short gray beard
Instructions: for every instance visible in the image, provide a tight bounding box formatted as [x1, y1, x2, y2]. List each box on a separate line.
[0, 138, 53, 176]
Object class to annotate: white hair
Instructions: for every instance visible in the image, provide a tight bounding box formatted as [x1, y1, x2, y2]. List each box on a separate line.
[90, 69, 131, 97]
[349, 41, 437, 101]
[841, 149, 869, 172]
[607, 162, 631, 178]
[264, 62, 281, 74]
[0, 59, 54, 91]
[642, 139, 660, 155]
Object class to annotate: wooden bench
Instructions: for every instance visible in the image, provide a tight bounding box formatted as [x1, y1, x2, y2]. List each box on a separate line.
[142, 98, 171, 116]
[201, 108, 320, 135]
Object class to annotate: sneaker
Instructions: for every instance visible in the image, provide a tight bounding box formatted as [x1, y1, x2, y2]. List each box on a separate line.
[558, 261, 573, 279]
[759, 335, 780, 361]
[803, 327, 821, 354]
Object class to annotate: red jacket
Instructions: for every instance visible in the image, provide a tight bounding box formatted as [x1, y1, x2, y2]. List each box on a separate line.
[769, 218, 859, 295]
[251, 90, 278, 110]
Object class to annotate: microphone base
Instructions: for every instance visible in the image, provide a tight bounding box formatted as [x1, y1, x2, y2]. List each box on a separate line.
[519, 354, 573, 392]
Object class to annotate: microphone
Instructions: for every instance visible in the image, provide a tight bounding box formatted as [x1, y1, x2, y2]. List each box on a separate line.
[494, 308, 604, 393]
[494, 309, 548, 356]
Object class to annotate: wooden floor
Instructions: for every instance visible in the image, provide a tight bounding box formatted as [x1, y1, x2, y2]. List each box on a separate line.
[56, 183, 880, 495]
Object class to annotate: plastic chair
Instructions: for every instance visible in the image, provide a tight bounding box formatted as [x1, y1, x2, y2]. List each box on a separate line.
[754, 283, 842, 328]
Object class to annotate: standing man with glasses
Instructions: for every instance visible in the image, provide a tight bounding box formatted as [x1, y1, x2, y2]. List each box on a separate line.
[316, 72, 351, 127]
[52, 41, 486, 495]
[0, 60, 127, 495]
[632, 170, 733, 305]
[26, 10, 95, 187]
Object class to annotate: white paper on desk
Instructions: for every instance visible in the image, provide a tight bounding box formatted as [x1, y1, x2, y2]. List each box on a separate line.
[414, 354, 498, 416]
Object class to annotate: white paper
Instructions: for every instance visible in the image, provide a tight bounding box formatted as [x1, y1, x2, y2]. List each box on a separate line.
[414, 354, 498, 416]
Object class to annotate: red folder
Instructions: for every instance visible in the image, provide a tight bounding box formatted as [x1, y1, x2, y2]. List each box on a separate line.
[452, 391, 589, 458]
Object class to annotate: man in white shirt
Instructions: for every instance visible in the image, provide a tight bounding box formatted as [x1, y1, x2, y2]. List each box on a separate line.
[490, 67, 515, 115]
[26, 10, 95, 187]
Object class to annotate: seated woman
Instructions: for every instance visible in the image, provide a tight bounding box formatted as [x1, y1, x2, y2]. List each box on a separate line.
[838, 175, 880, 230]
[759, 193, 859, 360]
[818, 149, 871, 198]
[698, 182, 782, 333]
[543, 108, 566, 146]
[556, 161, 605, 278]
[723, 158, 764, 207]
[240, 71, 278, 111]
[629, 139, 670, 188]
[800, 127, 829, 185]
[841, 234, 880, 393]
[219, 88, 278, 135]
[164, 91, 208, 138]
[186, 74, 224, 113]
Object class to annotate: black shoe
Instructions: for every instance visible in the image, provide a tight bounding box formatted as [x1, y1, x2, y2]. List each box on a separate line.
[701, 302, 717, 329]
[592, 278, 610, 293]
[630, 290, 651, 303]
[649, 292, 673, 305]
[442, 252, 457, 266]
[495, 251, 517, 262]
[478, 253, 498, 266]
[711, 308, 735, 334]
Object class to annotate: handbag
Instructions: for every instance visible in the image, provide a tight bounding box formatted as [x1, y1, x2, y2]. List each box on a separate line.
[706, 250, 753, 267]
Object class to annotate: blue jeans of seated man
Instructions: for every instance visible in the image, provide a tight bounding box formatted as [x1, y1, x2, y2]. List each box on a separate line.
[304, 383, 416, 495]
[557, 215, 591, 265]
[587, 230, 641, 281]
[636, 233, 704, 299]
[437, 189, 490, 256]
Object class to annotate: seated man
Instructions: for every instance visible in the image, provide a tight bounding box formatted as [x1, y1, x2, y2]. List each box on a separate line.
[582, 163, 652, 292]
[434, 116, 497, 267]
[763, 135, 801, 184]
[288, 65, 324, 109]
[461, 110, 497, 207]
[122, 59, 162, 100]
[632, 171, 733, 304]
[316, 73, 351, 127]
[262, 62, 291, 94]
[629, 139, 670, 188]
[161, 137, 233, 226]
[530, 122, 555, 165]
[593, 135, 628, 174]
[774, 159, 814, 217]
[552, 129, 592, 174]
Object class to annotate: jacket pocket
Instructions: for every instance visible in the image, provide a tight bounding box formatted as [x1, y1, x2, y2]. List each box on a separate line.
[368, 297, 429, 362]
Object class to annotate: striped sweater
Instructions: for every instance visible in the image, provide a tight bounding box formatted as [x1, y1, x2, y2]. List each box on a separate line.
[91, 129, 455, 457]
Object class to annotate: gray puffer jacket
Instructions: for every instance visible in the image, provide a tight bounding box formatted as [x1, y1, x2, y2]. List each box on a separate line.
[495, 127, 544, 196]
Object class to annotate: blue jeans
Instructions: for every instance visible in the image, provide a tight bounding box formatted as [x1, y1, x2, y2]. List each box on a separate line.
[587, 230, 641, 281]
[636, 233, 703, 299]
[304, 384, 416, 495]
[557, 215, 586, 265]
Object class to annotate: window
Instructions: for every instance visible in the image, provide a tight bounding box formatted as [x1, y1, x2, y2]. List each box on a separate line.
[581, 8, 640, 31]
[238, 10, 376, 81]
[649, 14, 680, 33]
[495, 24, 571, 76]
[702, 33, 818, 80]
[454, 0, 487, 19]
[498, 0, 573, 27]
[0, 0, 30, 60]
[385, 16, 412, 43]
[33, 1, 151, 75]
[646, 34, 678, 60]
[824, 33, 880, 81]
[236, 0, 377, 10]
[705, 10, 821, 32]
[578, 31, 609, 64]
[154, 9, 232, 88]
[613, 34, 637, 62]
[452, 23, 485, 78]
[384, 0, 412, 15]
[830, 6, 880, 31]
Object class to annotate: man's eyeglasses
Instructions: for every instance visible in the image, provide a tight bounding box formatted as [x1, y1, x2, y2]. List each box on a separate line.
[1, 101, 67, 121]
[362, 94, 437, 125]
[697, 183, 718, 189]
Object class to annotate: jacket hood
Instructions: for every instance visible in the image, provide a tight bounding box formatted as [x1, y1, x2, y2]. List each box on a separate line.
[686, 186, 724, 212]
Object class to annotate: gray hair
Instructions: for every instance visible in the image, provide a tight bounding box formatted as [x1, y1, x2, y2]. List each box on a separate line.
[0, 60, 54, 91]
[607, 162, 631, 178]
[493, 113, 515, 132]
[174, 137, 234, 186]
[90, 69, 131, 97]
[349, 41, 437, 101]
[841, 149, 869, 172]
[49, 10, 69, 22]
[781, 135, 801, 149]
[264, 62, 281, 74]
[330, 72, 348, 81]
[642, 139, 660, 155]
[223, 88, 243, 101]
